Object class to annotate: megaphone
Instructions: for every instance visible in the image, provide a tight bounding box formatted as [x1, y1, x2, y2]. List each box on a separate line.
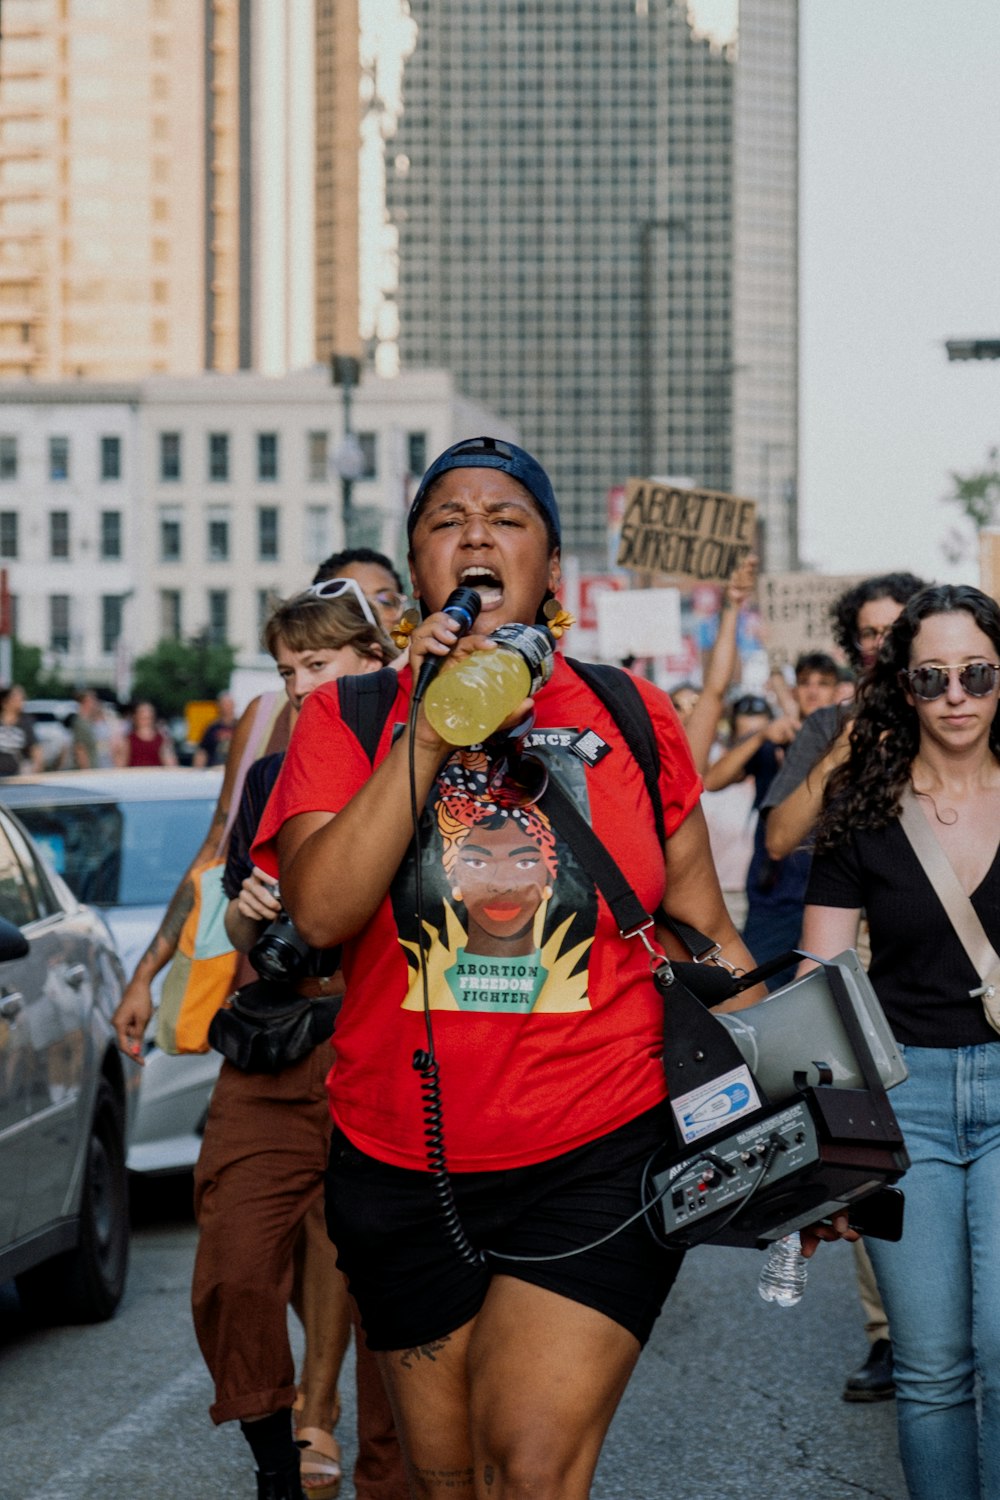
[715, 948, 907, 1103]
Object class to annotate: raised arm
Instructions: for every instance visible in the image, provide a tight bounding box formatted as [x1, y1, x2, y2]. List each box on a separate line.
[702, 715, 797, 792]
[683, 554, 759, 773]
[278, 623, 529, 949]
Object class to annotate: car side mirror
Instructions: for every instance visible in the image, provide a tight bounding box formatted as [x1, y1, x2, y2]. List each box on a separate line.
[0, 915, 30, 961]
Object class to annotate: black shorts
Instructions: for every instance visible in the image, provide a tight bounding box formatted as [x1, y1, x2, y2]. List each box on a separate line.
[325, 1103, 684, 1351]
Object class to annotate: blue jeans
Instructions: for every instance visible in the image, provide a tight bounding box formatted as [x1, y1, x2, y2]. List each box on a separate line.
[866, 1044, 1000, 1500]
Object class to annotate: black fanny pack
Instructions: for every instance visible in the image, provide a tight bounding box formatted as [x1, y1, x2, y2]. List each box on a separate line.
[207, 979, 339, 1073]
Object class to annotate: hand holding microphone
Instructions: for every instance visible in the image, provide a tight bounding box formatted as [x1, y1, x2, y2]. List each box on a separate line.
[412, 587, 483, 702]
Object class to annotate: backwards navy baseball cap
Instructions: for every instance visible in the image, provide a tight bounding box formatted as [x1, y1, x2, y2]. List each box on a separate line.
[406, 436, 561, 548]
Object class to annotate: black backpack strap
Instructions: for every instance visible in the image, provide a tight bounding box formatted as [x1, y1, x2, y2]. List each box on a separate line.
[336, 668, 401, 765]
[564, 658, 666, 847]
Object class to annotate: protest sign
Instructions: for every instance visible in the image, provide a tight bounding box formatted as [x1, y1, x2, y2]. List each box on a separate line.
[615, 479, 756, 584]
[596, 587, 681, 662]
[759, 572, 865, 668]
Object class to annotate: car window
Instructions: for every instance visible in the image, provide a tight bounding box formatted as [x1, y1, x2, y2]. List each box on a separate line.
[1, 811, 60, 920]
[0, 819, 39, 927]
[13, 797, 215, 908]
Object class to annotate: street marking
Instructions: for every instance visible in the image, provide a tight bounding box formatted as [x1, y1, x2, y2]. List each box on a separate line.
[24, 1360, 209, 1500]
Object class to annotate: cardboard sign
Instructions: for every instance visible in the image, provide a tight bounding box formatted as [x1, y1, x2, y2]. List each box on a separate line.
[616, 479, 756, 583]
[759, 572, 865, 668]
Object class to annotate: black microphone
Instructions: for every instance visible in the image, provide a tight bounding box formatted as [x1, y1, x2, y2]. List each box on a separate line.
[413, 587, 482, 702]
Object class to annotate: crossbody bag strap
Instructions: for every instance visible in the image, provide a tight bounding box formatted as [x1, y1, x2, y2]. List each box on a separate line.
[897, 784, 1000, 983]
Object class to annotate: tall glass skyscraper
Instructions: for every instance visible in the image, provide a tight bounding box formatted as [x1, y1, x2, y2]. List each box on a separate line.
[387, 0, 799, 568]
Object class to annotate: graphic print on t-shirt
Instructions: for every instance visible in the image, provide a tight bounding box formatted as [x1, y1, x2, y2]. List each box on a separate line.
[390, 732, 597, 1014]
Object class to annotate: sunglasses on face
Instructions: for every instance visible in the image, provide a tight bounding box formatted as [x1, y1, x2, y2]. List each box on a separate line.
[900, 662, 1000, 701]
[370, 588, 408, 611]
[305, 576, 379, 629]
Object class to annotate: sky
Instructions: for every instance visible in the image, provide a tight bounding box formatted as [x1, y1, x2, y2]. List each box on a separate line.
[360, 0, 1000, 585]
[799, 0, 1000, 584]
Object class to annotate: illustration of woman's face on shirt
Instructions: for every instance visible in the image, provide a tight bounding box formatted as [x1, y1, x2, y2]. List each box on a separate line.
[451, 815, 551, 955]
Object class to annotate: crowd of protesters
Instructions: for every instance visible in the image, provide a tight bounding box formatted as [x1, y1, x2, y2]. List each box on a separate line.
[8, 460, 985, 1500]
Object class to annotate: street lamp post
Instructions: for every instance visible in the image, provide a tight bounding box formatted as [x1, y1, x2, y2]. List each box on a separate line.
[331, 354, 364, 546]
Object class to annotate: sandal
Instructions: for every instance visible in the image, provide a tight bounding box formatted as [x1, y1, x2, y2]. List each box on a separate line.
[295, 1427, 343, 1500]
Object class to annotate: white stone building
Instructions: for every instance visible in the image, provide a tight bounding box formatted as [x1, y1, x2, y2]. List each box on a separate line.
[0, 367, 515, 687]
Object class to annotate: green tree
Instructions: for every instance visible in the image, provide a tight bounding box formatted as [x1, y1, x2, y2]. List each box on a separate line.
[8, 640, 70, 698]
[130, 637, 236, 719]
[942, 446, 1000, 564]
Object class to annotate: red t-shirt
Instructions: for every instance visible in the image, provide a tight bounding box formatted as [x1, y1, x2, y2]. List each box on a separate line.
[253, 656, 701, 1171]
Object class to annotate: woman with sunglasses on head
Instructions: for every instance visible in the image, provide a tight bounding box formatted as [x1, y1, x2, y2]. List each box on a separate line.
[191, 583, 405, 1500]
[251, 437, 851, 1500]
[801, 583, 1000, 1500]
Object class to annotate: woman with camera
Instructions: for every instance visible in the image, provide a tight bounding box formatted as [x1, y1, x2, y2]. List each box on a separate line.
[801, 583, 1000, 1500]
[252, 437, 852, 1500]
[192, 581, 404, 1500]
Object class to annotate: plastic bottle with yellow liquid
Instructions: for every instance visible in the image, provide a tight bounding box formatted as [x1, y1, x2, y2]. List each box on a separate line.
[423, 623, 555, 746]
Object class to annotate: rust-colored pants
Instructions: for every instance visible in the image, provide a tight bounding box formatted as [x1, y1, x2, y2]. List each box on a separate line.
[192, 1047, 407, 1498]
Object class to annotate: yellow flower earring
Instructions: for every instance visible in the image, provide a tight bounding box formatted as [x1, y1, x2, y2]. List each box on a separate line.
[543, 598, 576, 639]
[391, 606, 422, 651]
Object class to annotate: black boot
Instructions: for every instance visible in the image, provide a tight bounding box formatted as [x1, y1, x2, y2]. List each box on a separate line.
[255, 1456, 305, 1500]
[842, 1337, 895, 1402]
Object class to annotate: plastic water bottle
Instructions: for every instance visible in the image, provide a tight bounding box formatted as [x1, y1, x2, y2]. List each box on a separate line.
[424, 623, 555, 746]
[757, 1233, 808, 1306]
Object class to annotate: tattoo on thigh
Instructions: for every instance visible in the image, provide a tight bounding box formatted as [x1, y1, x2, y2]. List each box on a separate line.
[483, 1463, 495, 1489]
[412, 1465, 474, 1492]
[398, 1336, 451, 1370]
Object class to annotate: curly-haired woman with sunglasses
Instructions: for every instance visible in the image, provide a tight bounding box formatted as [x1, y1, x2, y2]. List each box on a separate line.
[801, 582, 1000, 1500]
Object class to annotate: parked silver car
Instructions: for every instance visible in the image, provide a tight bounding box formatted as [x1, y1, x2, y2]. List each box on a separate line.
[0, 768, 225, 1175]
[0, 800, 132, 1321]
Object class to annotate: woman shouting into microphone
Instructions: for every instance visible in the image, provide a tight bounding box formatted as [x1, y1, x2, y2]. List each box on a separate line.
[251, 437, 841, 1500]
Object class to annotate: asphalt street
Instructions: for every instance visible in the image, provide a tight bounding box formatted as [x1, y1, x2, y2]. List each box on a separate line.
[0, 1176, 907, 1499]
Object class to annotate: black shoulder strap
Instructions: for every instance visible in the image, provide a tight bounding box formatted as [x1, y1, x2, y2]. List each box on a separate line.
[564, 658, 666, 848]
[336, 668, 401, 765]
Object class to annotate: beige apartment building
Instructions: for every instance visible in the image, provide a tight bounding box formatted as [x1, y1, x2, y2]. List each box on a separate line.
[0, 0, 360, 381]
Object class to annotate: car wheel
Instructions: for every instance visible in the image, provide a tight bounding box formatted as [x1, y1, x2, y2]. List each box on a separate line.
[16, 1078, 130, 1324]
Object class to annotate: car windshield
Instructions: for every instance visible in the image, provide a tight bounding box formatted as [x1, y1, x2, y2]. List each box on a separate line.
[14, 797, 215, 907]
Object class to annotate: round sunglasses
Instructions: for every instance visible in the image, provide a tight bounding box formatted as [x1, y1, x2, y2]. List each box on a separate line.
[900, 662, 1000, 701]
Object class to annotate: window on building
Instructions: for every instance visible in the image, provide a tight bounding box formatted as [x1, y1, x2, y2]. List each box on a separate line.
[160, 430, 181, 481]
[308, 430, 329, 482]
[49, 594, 71, 653]
[100, 434, 121, 480]
[49, 435, 70, 481]
[0, 512, 18, 559]
[357, 431, 378, 479]
[101, 594, 123, 654]
[207, 507, 230, 562]
[49, 510, 70, 559]
[207, 590, 229, 644]
[159, 506, 182, 562]
[100, 510, 122, 559]
[208, 431, 229, 482]
[257, 588, 277, 633]
[0, 436, 17, 480]
[257, 431, 279, 481]
[257, 506, 279, 562]
[304, 504, 332, 564]
[160, 589, 182, 641]
[407, 430, 428, 476]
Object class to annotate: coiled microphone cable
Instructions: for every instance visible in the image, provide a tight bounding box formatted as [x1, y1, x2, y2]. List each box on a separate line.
[407, 692, 485, 1267]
